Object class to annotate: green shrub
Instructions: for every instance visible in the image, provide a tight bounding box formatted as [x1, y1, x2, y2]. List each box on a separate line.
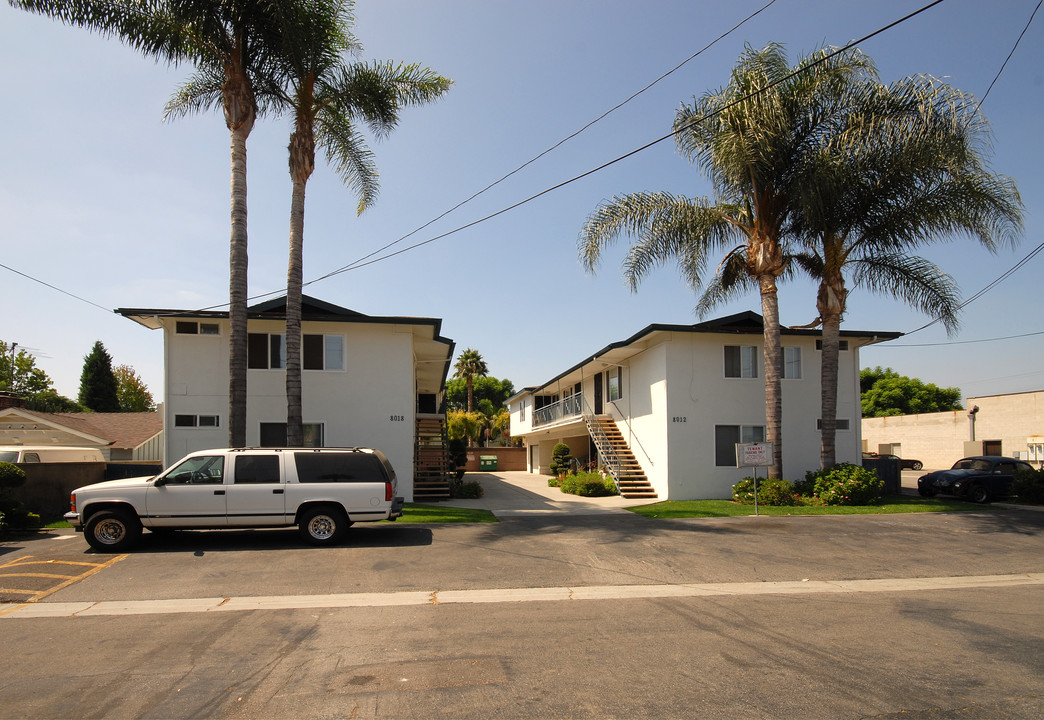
[547, 477, 560, 488]
[732, 477, 798, 506]
[549, 443, 572, 477]
[559, 471, 617, 497]
[0, 462, 27, 489]
[450, 478, 484, 499]
[805, 463, 884, 506]
[1012, 467, 1044, 504]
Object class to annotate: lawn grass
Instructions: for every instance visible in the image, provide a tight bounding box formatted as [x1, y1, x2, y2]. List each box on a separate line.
[627, 494, 996, 519]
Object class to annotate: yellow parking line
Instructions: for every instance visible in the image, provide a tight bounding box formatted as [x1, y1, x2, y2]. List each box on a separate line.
[0, 554, 127, 614]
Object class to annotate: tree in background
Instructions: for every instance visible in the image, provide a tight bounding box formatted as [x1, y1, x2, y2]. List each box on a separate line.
[445, 375, 514, 413]
[860, 367, 962, 417]
[114, 365, 156, 412]
[78, 341, 119, 413]
[0, 341, 51, 397]
[0, 340, 82, 411]
[452, 349, 488, 414]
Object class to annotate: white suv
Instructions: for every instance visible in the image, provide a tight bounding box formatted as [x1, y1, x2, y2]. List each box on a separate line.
[66, 447, 404, 551]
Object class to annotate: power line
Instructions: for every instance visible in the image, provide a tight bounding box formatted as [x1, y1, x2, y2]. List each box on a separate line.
[0, 261, 112, 314]
[296, 0, 951, 288]
[878, 328, 1044, 348]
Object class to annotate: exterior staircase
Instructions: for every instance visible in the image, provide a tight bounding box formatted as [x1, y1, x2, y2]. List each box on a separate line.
[585, 416, 657, 499]
[414, 415, 451, 501]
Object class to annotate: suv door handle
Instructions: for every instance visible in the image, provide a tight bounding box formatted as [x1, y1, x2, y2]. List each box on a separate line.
[273, 488, 284, 495]
[214, 490, 225, 495]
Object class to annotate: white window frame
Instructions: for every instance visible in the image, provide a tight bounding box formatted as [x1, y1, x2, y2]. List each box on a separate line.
[174, 414, 220, 428]
[303, 334, 345, 371]
[714, 424, 766, 466]
[816, 339, 849, 351]
[175, 321, 220, 335]
[724, 345, 758, 379]
[783, 346, 802, 379]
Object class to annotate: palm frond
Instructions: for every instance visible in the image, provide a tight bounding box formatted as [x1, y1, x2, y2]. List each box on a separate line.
[851, 252, 961, 335]
[316, 111, 378, 214]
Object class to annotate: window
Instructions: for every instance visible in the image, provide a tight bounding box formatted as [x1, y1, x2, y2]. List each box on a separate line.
[520, 399, 526, 422]
[303, 334, 344, 370]
[260, 422, 324, 447]
[608, 367, 622, 402]
[816, 418, 851, 431]
[175, 321, 219, 335]
[163, 455, 224, 485]
[250, 333, 342, 370]
[783, 347, 802, 379]
[233, 455, 281, 484]
[816, 339, 849, 351]
[175, 414, 219, 428]
[714, 425, 766, 466]
[294, 452, 388, 483]
[724, 345, 758, 378]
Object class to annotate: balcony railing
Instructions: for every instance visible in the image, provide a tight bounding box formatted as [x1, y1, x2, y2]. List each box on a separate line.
[533, 392, 584, 428]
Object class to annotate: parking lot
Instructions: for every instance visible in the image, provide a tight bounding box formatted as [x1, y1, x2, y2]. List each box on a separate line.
[1, 472, 1042, 718]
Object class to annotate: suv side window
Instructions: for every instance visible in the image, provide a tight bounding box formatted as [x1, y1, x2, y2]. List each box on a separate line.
[294, 452, 387, 483]
[164, 455, 225, 485]
[234, 455, 281, 484]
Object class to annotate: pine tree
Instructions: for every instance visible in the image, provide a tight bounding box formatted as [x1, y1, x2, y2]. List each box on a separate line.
[78, 341, 119, 412]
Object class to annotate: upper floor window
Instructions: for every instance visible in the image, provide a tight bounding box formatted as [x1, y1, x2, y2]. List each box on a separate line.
[249, 333, 344, 370]
[816, 339, 849, 351]
[816, 418, 851, 431]
[176, 321, 219, 335]
[783, 347, 802, 379]
[724, 345, 758, 378]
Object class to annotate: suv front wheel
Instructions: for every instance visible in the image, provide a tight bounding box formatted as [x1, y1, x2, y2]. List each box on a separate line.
[85, 510, 143, 552]
[298, 506, 350, 546]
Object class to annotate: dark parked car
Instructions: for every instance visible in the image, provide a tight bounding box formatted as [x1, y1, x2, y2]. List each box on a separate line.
[862, 452, 923, 470]
[917, 456, 1033, 503]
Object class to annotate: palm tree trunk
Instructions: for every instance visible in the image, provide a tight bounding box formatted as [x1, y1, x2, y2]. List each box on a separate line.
[819, 311, 841, 469]
[228, 128, 249, 448]
[285, 175, 306, 447]
[817, 261, 847, 469]
[759, 276, 783, 480]
[285, 115, 315, 448]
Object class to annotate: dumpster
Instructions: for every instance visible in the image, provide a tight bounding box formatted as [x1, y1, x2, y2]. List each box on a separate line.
[479, 455, 498, 471]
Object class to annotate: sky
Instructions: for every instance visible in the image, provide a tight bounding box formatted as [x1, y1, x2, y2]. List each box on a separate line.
[1, 0, 1042, 406]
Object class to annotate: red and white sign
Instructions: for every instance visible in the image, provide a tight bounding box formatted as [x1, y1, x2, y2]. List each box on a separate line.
[736, 442, 772, 467]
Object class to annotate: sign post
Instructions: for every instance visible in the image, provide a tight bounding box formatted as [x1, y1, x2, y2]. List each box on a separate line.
[736, 442, 773, 516]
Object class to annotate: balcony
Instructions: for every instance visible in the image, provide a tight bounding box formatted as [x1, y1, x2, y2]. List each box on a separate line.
[533, 392, 584, 428]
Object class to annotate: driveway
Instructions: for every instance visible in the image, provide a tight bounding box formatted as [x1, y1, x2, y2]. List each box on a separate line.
[442, 470, 663, 516]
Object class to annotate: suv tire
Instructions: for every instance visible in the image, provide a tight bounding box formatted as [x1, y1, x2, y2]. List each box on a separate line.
[85, 510, 143, 552]
[299, 506, 350, 546]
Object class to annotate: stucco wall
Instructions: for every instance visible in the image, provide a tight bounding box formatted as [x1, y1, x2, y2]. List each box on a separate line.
[862, 390, 1044, 470]
[163, 318, 422, 501]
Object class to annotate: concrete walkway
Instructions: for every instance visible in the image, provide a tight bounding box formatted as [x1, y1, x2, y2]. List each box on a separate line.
[439, 470, 662, 517]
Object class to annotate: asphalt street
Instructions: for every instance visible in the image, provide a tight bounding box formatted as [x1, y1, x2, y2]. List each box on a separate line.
[0, 471, 1042, 719]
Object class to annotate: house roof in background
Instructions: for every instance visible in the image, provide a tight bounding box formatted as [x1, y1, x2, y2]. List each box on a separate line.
[0, 409, 162, 449]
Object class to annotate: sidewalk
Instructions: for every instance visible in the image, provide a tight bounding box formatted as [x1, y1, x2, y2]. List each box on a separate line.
[440, 471, 662, 517]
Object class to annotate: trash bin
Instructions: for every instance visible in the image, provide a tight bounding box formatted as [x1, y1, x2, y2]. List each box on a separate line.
[479, 455, 498, 471]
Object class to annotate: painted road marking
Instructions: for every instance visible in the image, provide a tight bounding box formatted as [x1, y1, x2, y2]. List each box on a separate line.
[1, 572, 1041, 619]
[0, 555, 126, 612]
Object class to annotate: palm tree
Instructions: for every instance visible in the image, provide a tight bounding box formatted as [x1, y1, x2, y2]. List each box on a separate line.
[273, 0, 450, 446]
[789, 72, 1023, 468]
[12, 0, 310, 447]
[580, 44, 873, 480]
[453, 348, 488, 414]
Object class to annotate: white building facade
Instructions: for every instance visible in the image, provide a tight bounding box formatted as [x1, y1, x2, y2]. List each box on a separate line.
[506, 312, 898, 500]
[118, 296, 455, 501]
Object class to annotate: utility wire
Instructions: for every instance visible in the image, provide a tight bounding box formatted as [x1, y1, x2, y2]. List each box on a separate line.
[298, 0, 950, 288]
[0, 261, 112, 314]
[879, 328, 1044, 348]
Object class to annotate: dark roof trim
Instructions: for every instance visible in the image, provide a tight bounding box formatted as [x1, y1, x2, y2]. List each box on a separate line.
[527, 312, 901, 394]
[116, 294, 452, 343]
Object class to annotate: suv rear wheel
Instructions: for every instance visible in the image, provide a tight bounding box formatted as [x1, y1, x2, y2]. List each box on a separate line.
[967, 483, 990, 504]
[85, 510, 142, 552]
[299, 506, 350, 546]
